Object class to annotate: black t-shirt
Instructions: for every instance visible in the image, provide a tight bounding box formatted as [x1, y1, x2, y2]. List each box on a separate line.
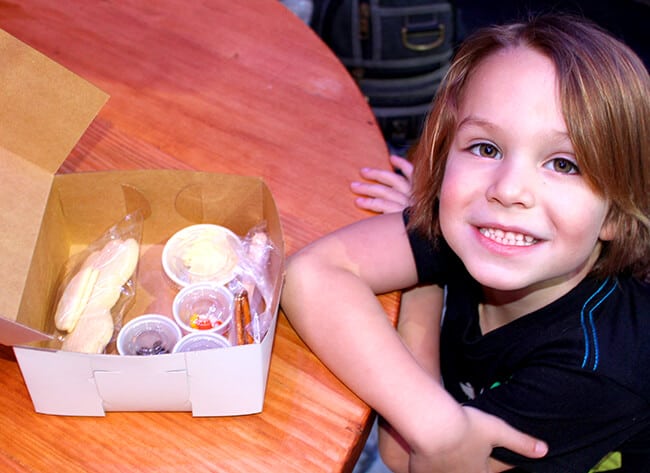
[404, 211, 650, 472]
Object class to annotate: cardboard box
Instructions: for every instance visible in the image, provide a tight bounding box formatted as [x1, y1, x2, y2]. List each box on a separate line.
[0, 29, 284, 416]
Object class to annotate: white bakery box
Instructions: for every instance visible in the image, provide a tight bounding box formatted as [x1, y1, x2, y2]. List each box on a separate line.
[0, 29, 285, 416]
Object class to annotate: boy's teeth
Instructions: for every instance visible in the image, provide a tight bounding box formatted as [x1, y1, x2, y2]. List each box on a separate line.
[479, 227, 537, 246]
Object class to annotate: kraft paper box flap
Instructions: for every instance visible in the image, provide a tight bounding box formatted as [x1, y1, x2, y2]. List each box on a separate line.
[0, 29, 108, 173]
[0, 150, 52, 332]
[0, 29, 107, 339]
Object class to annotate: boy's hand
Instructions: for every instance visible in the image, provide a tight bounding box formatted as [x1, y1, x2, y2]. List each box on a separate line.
[352, 155, 414, 213]
[409, 406, 547, 473]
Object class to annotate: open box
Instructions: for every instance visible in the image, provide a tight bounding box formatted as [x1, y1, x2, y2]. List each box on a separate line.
[0, 29, 284, 416]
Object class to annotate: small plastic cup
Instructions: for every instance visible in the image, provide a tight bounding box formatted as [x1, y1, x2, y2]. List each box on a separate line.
[172, 332, 231, 353]
[162, 224, 242, 288]
[172, 282, 234, 334]
[117, 314, 182, 356]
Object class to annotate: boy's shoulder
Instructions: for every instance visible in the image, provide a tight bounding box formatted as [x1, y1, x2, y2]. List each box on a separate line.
[594, 275, 650, 396]
[567, 274, 649, 326]
[608, 275, 650, 322]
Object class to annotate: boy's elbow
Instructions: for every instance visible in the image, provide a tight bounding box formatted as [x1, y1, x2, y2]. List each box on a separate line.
[283, 242, 348, 290]
[378, 444, 408, 473]
[377, 421, 411, 473]
[283, 248, 320, 294]
[280, 248, 327, 315]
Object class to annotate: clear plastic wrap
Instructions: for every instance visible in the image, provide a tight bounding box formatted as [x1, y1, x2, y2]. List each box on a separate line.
[160, 221, 280, 347]
[227, 222, 280, 344]
[51, 211, 144, 354]
[71, 218, 280, 355]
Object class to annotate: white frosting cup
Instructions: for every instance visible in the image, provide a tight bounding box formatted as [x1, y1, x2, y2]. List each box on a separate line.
[162, 224, 242, 288]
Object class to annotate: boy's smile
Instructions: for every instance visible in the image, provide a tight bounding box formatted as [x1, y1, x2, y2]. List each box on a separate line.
[478, 227, 537, 247]
[439, 46, 613, 317]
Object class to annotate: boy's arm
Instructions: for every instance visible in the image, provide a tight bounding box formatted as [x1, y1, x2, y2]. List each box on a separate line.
[397, 284, 443, 379]
[281, 213, 547, 472]
[378, 284, 444, 473]
[379, 286, 524, 473]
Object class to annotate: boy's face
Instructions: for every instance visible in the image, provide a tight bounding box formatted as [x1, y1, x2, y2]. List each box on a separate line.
[439, 46, 613, 308]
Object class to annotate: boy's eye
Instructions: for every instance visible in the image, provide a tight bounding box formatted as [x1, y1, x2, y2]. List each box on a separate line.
[545, 157, 580, 175]
[469, 143, 501, 159]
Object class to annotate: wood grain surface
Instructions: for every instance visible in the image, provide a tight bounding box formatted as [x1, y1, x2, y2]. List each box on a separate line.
[0, 1, 399, 472]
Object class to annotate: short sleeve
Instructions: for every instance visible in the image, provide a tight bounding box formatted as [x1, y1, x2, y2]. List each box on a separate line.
[467, 363, 650, 472]
[402, 208, 461, 285]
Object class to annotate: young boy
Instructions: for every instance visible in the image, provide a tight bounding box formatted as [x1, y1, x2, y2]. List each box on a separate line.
[281, 14, 649, 473]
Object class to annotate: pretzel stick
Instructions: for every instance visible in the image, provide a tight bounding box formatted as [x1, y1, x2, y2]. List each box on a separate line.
[234, 289, 253, 345]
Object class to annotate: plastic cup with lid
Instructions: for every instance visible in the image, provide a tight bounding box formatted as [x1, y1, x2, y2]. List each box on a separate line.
[172, 332, 231, 353]
[117, 314, 182, 356]
[162, 224, 242, 288]
[172, 282, 234, 334]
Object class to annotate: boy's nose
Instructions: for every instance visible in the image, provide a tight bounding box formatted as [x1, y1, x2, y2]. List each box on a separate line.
[485, 160, 535, 208]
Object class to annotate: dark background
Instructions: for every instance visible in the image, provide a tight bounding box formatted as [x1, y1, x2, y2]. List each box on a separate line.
[309, 0, 649, 149]
[452, 0, 648, 67]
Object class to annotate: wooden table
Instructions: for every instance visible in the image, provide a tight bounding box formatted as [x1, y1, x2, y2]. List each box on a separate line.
[0, 1, 397, 472]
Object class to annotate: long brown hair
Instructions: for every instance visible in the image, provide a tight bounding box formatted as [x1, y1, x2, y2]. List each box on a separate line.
[407, 14, 650, 279]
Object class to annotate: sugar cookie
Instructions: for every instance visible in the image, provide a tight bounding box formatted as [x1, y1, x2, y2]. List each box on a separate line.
[82, 238, 139, 310]
[61, 307, 114, 354]
[55, 238, 139, 352]
[85, 238, 139, 286]
[54, 266, 99, 332]
[85, 275, 124, 312]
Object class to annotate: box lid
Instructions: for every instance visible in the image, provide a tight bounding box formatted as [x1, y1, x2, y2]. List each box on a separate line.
[0, 29, 108, 343]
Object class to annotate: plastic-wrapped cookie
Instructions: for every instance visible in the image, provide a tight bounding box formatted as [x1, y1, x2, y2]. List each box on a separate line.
[84, 238, 139, 282]
[61, 307, 114, 354]
[162, 224, 242, 287]
[54, 266, 100, 333]
[83, 238, 139, 311]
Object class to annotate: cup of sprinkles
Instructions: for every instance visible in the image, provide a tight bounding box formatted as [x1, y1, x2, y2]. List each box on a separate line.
[172, 282, 234, 334]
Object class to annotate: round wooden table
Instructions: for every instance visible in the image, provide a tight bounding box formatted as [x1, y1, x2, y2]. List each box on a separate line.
[0, 1, 398, 472]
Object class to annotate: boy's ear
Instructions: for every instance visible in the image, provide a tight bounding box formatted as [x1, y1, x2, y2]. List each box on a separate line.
[599, 213, 618, 242]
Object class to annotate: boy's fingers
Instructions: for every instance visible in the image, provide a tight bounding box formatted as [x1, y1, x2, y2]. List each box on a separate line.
[354, 197, 408, 214]
[473, 409, 547, 458]
[357, 169, 412, 195]
[498, 429, 548, 458]
[351, 182, 410, 203]
[486, 420, 548, 458]
[389, 155, 414, 181]
[359, 167, 405, 186]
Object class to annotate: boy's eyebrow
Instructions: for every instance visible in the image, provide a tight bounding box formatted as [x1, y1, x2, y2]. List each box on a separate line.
[457, 115, 572, 143]
[457, 116, 499, 131]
